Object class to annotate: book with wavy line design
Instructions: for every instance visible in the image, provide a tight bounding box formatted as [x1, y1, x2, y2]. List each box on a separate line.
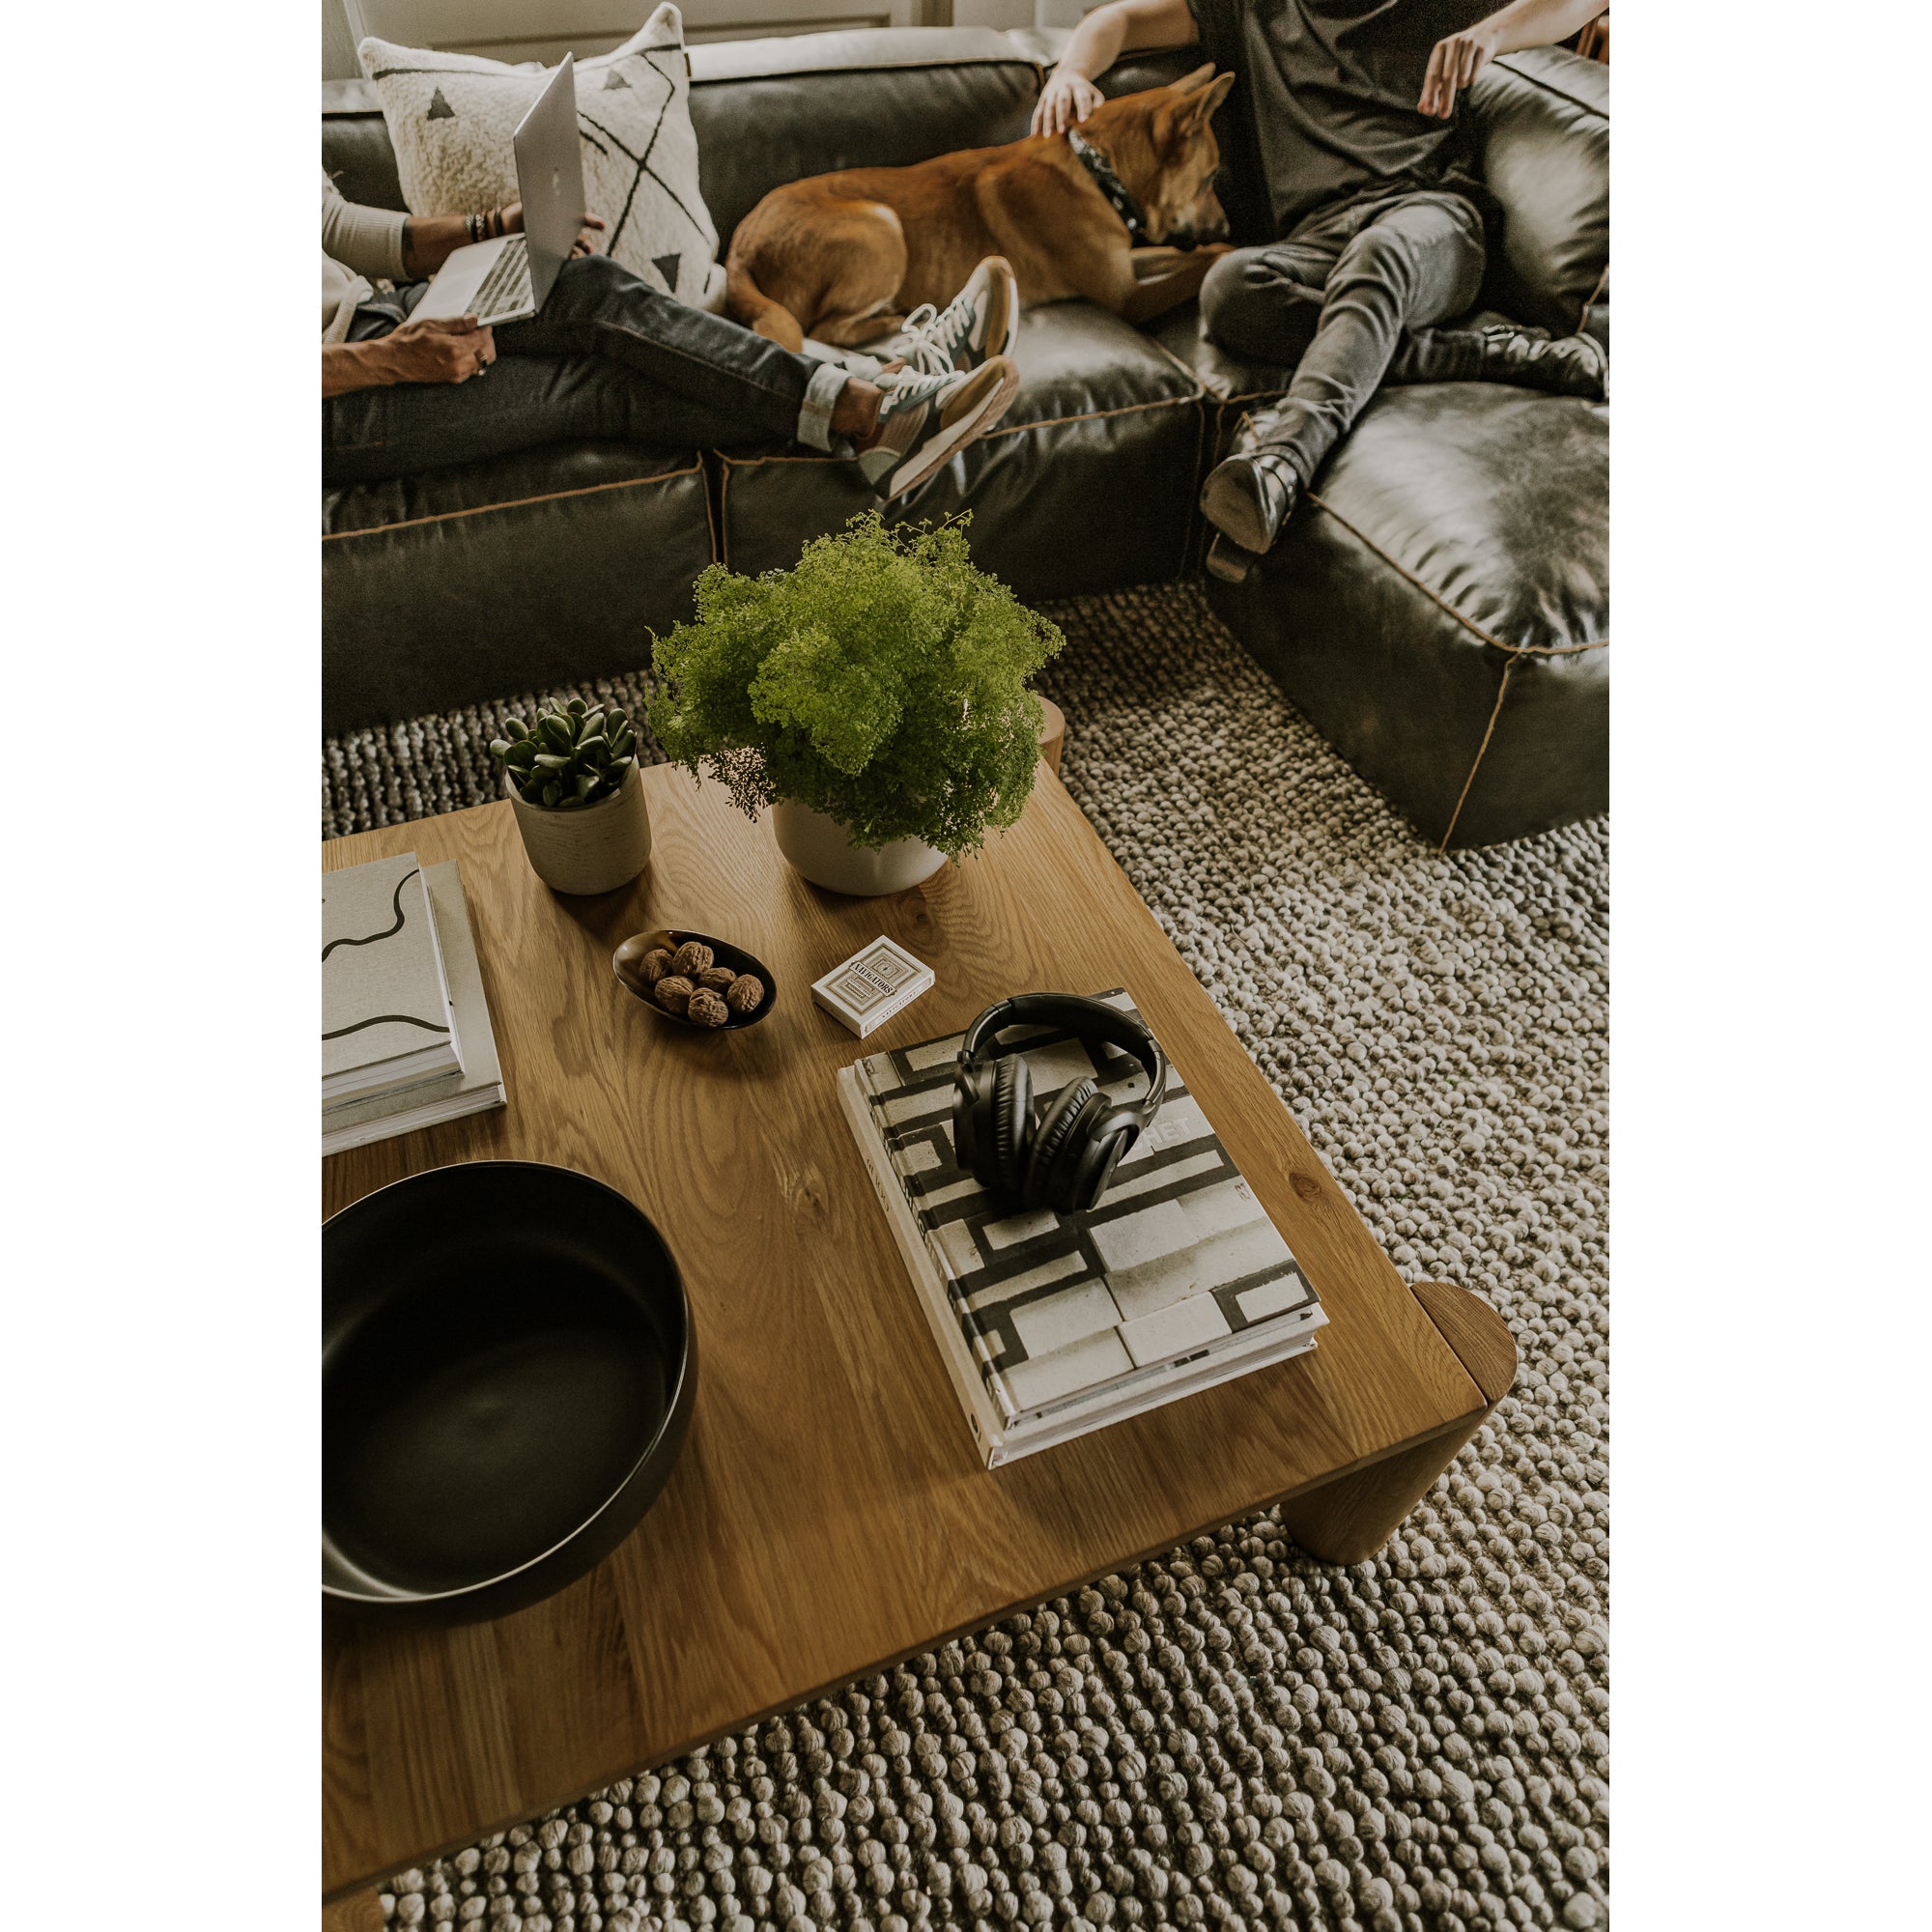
[323, 853, 461, 1105]
[325, 863, 503, 1154]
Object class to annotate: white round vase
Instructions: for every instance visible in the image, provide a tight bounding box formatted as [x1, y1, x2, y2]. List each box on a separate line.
[771, 800, 947, 896]
[506, 761, 653, 895]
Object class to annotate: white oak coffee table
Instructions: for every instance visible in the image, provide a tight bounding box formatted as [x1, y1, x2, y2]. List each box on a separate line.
[321, 762, 1513, 1904]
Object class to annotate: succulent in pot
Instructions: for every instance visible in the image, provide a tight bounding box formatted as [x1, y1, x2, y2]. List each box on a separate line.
[648, 513, 1064, 895]
[492, 697, 653, 895]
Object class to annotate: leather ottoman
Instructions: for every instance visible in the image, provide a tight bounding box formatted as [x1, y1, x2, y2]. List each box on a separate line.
[1200, 382, 1607, 849]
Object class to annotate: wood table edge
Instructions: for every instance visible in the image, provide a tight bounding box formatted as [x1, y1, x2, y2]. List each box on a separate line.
[323, 1885, 383, 1930]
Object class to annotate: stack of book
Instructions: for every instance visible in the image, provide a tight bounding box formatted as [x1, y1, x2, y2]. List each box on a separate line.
[323, 854, 504, 1154]
[838, 989, 1326, 1466]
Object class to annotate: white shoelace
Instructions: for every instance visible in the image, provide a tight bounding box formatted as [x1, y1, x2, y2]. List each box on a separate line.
[895, 295, 972, 378]
[876, 363, 956, 417]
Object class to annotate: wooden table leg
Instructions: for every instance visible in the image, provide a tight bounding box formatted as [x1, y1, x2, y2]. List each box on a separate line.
[1277, 1282, 1517, 1565]
[1037, 696, 1066, 777]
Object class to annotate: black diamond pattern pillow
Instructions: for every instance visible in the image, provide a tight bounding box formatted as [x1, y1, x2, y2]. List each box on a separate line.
[358, 4, 720, 308]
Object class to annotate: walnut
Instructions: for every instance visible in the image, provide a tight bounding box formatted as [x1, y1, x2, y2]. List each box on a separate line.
[671, 940, 715, 978]
[724, 974, 765, 1014]
[696, 965, 737, 994]
[653, 975, 695, 1015]
[637, 948, 675, 988]
[687, 987, 730, 1028]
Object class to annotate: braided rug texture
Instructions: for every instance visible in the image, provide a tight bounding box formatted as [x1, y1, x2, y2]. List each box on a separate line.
[324, 581, 1608, 1932]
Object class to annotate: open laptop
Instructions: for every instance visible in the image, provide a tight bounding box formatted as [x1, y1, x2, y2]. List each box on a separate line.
[413, 53, 583, 327]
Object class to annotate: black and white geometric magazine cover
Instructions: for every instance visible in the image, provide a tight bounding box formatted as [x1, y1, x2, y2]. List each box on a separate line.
[848, 991, 1325, 1427]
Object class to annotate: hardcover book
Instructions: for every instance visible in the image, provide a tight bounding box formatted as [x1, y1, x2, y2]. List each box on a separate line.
[324, 863, 504, 1154]
[838, 989, 1325, 1466]
[323, 853, 461, 1105]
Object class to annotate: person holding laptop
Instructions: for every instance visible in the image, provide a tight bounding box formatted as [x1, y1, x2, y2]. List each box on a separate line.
[323, 56, 1020, 500]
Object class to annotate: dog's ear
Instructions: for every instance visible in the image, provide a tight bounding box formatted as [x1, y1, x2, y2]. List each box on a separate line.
[1169, 63, 1218, 97]
[1168, 69, 1235, 137]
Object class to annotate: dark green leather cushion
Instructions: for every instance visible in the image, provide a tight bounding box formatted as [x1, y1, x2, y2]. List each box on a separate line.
[688, 31, 1041, 251]
[323, 445, 712, 737]
[717, 302, 1206, 604]
[1467, 50, 1608, 333]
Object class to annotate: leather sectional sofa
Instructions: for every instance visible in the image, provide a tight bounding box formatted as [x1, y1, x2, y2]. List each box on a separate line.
[324, 27, 1606, 849]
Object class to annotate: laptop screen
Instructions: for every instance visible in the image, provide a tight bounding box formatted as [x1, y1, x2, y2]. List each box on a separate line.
[514, 53, 584, 307]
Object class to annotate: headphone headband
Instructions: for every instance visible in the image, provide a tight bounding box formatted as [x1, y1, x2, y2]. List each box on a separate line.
[958, 993, 1167, 1122]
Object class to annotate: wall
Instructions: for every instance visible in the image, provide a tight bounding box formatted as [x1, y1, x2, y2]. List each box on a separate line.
[327, 0, 923, 69]
[324, 0, 1058, 76]
[323, 0, 1066, 75]
[324, 0, 361, 78]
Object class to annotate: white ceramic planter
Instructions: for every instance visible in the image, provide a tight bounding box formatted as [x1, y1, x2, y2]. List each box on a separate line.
[507, 762, 653, 895]
[771, 800, 947, 896]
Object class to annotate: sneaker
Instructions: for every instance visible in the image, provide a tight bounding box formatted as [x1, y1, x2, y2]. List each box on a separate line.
[895, 256, 1021, 376]
[858, 355, 1021, 500]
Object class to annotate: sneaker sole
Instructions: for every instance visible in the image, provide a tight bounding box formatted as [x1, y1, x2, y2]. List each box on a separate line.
[980, 257, 1020, 363]
[886, 359, 1021, 499]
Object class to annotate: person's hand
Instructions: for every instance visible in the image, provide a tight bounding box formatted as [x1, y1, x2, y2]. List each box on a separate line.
[373, 314, 497, 385]
[1419, 26, 1498, 117]
[1033, 69, 1104, 136]
[498, 200, 607, 255]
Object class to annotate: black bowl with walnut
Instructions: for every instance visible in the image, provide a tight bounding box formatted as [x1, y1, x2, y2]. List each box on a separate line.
[612, 927, 776, 1032]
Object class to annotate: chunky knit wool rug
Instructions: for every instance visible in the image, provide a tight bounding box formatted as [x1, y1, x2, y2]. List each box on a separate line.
[323, 582, 1608, 1932]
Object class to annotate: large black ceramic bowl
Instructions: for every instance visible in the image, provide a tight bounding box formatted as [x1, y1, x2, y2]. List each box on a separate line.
[324, 1162, 695, 1625]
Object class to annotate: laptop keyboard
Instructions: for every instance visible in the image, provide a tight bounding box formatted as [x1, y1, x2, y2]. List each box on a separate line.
[471, 239, 532, 321]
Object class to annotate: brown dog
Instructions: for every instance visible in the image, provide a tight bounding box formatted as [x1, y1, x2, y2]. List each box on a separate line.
[724, 66, 1237, 352]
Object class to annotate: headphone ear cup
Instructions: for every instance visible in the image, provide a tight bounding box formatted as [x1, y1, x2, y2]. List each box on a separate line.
[1022, 1078, 1099, 1212]
[952, 1066, 980, 1179]
[953, 1063, 999, 1189]
[991, 1054, 1035, 1198]
[1065, 1123, 1133, 1215]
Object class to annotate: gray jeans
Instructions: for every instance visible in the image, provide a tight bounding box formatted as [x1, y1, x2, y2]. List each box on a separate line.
[1199, 189, 1488, 482]
[325, 253, 850, 487]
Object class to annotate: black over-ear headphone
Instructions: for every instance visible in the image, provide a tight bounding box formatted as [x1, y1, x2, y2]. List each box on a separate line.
[952, 994, 1169, 1215]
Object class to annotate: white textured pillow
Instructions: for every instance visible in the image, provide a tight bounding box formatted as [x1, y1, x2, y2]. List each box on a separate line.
[358, 5, 720, 309]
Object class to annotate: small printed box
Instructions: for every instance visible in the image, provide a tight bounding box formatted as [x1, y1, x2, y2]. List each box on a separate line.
[811, 937, 936, 1037]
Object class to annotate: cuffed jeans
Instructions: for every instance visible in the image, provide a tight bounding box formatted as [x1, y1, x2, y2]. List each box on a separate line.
[324, 254, 850, 486]
[1199, 189, 1488, 483]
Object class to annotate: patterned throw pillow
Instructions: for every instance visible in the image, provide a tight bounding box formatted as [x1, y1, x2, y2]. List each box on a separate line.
[357, 4, 720, 308]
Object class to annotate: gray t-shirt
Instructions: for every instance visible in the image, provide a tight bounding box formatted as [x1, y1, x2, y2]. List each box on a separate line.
[1184, 0, 1497, 243]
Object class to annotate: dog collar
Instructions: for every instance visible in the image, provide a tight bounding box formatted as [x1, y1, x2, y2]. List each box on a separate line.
[1067, 129, 1147, 243]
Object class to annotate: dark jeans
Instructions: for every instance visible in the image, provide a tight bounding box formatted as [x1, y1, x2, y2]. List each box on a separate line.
[1199, 189, 1488, 483]
[324, 254, 842, 486]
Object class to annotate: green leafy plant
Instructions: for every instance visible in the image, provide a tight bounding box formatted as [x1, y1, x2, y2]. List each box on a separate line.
[491, 696, 638, 810]
[648, 514, 1063, 858]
